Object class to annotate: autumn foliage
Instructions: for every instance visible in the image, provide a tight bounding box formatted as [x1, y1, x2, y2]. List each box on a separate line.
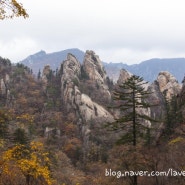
[0, 0, 28, 19]
[0, 142, 53, 185]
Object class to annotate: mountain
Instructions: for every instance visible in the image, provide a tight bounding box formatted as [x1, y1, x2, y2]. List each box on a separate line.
[20, 49, 185, 83]
[104, 58, 185, 83]
[20, 48, 85, 75]
[0, 54, 185, 185]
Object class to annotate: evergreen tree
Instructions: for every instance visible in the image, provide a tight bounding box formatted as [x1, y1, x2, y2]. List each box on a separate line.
[107, 75, 156, 185]
[37, 69, 41, 79]
[0, 109, 10, 139]
[164, 95, 183, 136]
[12, 128, 29, 145]
[109, 75, 155, 146]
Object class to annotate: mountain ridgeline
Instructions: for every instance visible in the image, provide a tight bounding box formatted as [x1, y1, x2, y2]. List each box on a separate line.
[0, 51, 185, 185]
[20, 48, 185, 82]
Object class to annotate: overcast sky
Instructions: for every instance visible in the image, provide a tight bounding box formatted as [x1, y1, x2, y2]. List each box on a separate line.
[1, 0, 185, 64]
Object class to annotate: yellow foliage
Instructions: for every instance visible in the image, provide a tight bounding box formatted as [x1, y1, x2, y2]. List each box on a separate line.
[1, 141, 53, 185]
[16, 113, 34, 129]
[168, 137, 184, 145]
[0, 139, 4, 148]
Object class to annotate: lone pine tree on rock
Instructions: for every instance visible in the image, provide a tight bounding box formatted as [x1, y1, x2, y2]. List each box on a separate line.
[109, 75, 155, 146]
[107, 75, 156, 185]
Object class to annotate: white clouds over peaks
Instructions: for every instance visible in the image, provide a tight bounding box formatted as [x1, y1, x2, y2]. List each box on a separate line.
[1, 0, 185, 63]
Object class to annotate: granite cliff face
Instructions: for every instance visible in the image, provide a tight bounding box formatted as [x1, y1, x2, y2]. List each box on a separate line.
[61, 53, 81, 111]
[0, 74, 10, 106]
[83, 50, 111, 102]
[39, 51, 183, 145]
[117, 69, 183, 142]
[117, 68, 132, 85]
[117, 69, 151, 127]
[42, 65, 51, 82]
[157, 71, 182, 100]
[60, 52, 114, 138]
[0, 78, 6, 95]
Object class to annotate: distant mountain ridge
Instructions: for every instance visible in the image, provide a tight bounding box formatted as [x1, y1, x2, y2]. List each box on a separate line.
[104, 58, 185, 83]
[20, 48, 185, 82]
[20, 48, 85, 75]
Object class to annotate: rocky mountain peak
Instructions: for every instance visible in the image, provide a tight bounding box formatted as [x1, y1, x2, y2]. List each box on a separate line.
[117, 68, 132, 85]
[60, 53, 114, 137]
[63, 53, 81, 78]
[82, 50, 111, 102]
[157, 71, 182, 100]
[28, 50, 46, 61]
[83, 50, 106, 81]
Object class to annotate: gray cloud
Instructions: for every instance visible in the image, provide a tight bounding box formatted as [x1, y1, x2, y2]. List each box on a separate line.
[1, 0, 185, 64]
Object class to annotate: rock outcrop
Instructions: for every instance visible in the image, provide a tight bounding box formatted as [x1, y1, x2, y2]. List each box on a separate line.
[83, 50, 111, 102]
[0, 78, 6, 95]
[117, 68, 151, 127]
[0, 74, 10, 95]
[60, 52, 183, 145]
[83, 50, 106, 82]
[41, 64, 52, 92]
[61, 53, 81, 111]
[0, 73, 11, 107]
[157, 71, 182, 100]
[147, 81, 166, 142]
[117, 68, 132, 85]
[147, 71, 182, 143]
[61, 53, 114, 137]
[42, 64, 51, 84]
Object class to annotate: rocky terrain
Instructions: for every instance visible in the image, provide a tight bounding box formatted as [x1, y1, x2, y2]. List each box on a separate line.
[0, 52, 184, 185]
[1, 51, 183, 142]
[57, 50, 182, 145]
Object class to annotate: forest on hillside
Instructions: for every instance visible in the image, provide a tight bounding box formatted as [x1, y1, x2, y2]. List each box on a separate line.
[0, 56, 184, 185]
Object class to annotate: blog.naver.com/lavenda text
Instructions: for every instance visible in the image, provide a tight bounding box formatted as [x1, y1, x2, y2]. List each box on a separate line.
[105, 168, 185, 178]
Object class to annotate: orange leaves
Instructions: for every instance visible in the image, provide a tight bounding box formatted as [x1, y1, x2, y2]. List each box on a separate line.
[63, 138, 82, 161]
[63, 123, 77, 136]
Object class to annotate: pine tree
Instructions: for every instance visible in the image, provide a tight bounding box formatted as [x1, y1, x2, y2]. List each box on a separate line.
[109, 75, 155, 146]
[107, 75, 156, 185]
[164, 95, 183, 136]
[37, 69, 41, 79]
[12, 128, 29, 145]
[0, 109, 10, 139]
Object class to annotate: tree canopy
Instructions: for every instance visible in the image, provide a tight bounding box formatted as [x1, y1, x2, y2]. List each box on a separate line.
[109, 75, 154, 146]
[0, 0, 28, 19]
